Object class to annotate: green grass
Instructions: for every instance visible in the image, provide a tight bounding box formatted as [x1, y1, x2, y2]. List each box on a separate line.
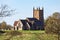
[0, 30, 58, 40]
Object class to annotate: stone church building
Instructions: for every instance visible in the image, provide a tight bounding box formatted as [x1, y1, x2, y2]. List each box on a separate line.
[14, 7, 44, 30]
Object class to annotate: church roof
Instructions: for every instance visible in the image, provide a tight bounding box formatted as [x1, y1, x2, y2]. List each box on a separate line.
[20, 20, 28, 25]
[26, 18, 38, 21]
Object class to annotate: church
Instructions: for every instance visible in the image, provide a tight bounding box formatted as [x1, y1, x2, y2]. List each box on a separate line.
[14, 7, 44, 30]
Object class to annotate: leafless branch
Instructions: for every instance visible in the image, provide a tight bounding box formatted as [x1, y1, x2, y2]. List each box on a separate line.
[0, 4, 15, 17]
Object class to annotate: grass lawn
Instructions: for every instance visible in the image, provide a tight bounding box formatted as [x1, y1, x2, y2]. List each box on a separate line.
[0, 30, 58, 40]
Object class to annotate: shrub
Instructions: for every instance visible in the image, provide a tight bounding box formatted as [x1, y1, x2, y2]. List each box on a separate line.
[45, 12, 60, 34]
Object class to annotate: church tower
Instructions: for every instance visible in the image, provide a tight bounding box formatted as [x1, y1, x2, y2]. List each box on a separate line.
[33, 7, 44, 21]
[33, 7, 44, 30]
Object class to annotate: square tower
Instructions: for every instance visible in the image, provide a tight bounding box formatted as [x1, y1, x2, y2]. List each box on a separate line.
[33, 7, 44, 30]
[33, 7, 44, 21]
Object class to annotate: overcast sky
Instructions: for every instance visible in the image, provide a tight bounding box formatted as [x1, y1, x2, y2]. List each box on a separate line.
[0, 0, 60, 26]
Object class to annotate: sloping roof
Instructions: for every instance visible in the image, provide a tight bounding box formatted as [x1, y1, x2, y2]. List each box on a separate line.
[20, 20, 28, 25]
[14, 21, 18, 26]
[27, 18, 38, 21]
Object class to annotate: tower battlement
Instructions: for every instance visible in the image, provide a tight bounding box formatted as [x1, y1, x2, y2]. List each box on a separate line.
[33, 7, 43, 11]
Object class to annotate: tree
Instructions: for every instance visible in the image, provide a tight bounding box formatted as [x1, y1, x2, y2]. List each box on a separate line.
[45, 12, 60, 34]
[0, 4, 15, 30]
[1, 21, 7, 30]
[0, 4, 15, 17]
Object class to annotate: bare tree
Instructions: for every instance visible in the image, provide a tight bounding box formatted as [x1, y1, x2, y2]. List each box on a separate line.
[0, 4, 15, 31]
[0, 4, 15, 17]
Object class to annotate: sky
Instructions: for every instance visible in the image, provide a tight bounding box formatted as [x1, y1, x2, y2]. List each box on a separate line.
[0, 0, 60, 26]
